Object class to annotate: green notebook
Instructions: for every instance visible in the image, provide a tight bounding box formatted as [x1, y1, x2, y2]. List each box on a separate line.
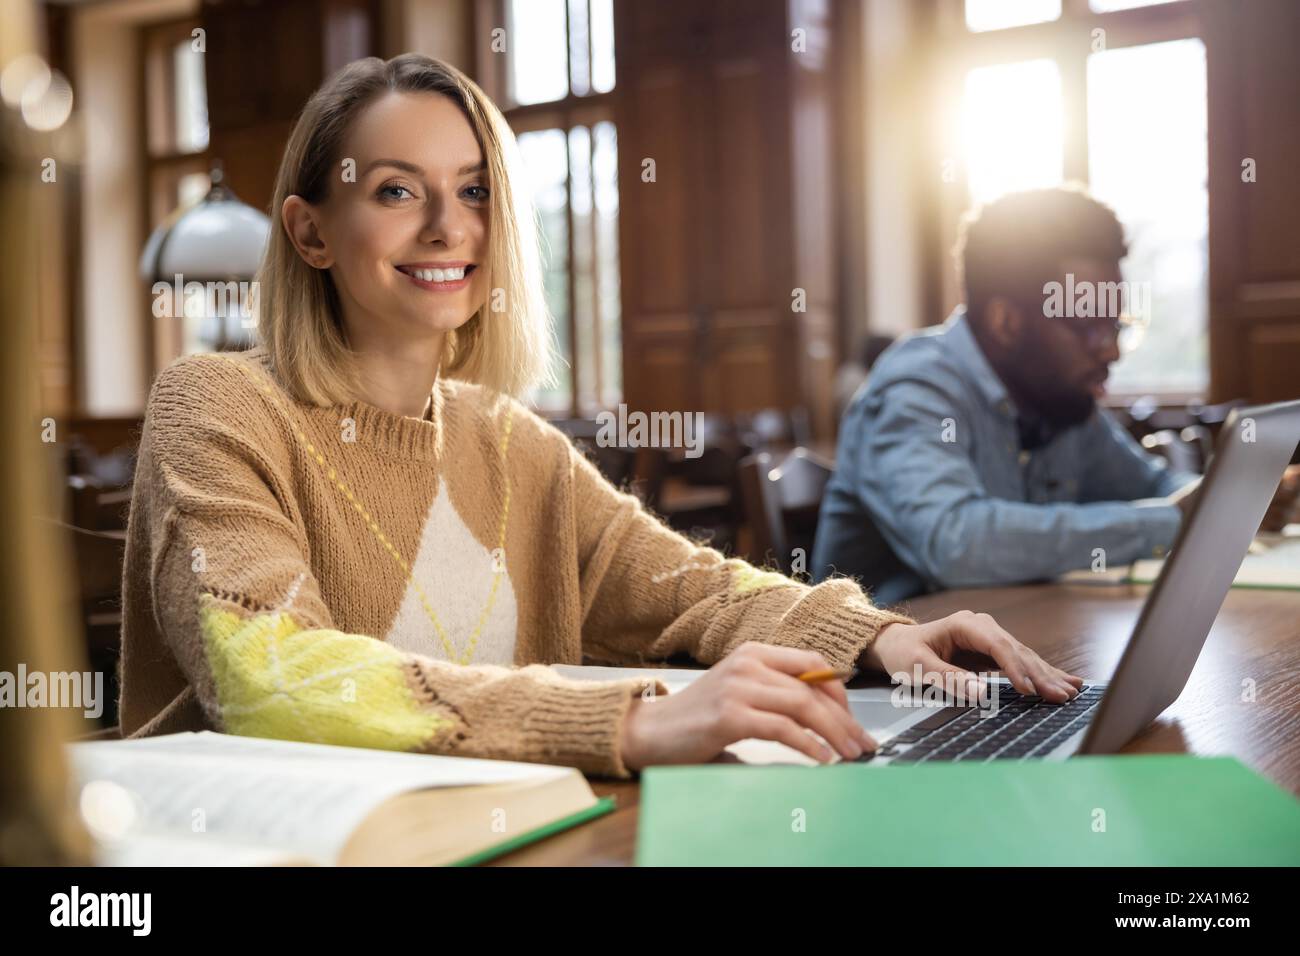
[637, 756, 1300, 866]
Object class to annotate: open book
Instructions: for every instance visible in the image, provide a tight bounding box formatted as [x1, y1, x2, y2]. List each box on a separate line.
[69, 732, 613, 866]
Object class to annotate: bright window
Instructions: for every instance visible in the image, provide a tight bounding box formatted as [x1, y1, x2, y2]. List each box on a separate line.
[1088, 38, 1208, 393]
[1089, 0, 1182, 11]
[965, 0, 1060, 32]
[962, 59, 1064, 206]
[507, 0, 615, 107]
[951, 0, 1206, 394]
[494, 0, 621, 415]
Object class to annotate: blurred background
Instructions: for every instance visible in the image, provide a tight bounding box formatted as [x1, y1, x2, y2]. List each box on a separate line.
[2, 0, 1298, 732]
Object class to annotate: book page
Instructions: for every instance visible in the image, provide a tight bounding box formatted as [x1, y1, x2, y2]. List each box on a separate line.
[71, 732, 570, 864]
[1059, 526, 1300, 589]
[1134, 528, 1300, 587]
[94, 832, 310, 867]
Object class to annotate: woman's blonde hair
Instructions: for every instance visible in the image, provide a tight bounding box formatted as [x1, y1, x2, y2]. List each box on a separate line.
[255, 53, 553, 405]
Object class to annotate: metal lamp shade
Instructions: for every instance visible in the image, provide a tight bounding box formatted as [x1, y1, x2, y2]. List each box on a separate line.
[139, 180, 271, 350]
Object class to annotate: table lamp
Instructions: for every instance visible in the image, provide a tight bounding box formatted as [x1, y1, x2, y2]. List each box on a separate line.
[138, 161, 270, 352]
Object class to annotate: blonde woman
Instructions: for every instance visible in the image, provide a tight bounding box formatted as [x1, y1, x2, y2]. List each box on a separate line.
[119, 54, 1081, 777]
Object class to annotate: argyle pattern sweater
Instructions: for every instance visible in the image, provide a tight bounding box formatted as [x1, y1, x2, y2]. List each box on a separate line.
[118, 347, 914, 777]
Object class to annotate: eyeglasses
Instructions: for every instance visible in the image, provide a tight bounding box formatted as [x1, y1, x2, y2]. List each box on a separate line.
[1060, 313, 1147, 354]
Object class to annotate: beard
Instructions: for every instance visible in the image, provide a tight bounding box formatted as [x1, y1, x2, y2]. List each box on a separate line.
[1026, 379, 1096, 428]
[1001, 329, 1097, 429]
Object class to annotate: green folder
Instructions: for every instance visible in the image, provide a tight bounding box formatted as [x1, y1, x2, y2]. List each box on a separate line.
[636, 756, 1300, 866]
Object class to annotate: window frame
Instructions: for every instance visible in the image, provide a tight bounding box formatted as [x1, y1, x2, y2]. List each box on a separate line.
[138, 15, 211, 372]
[474, 0, 620, 418]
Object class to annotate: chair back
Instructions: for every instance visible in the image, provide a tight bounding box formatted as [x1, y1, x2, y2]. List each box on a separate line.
[739, 447, 833, 574]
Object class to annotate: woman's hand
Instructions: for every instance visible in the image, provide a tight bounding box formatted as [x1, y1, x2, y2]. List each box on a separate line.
[861, 610, 1084, 703]
[618, 642, 876, 772]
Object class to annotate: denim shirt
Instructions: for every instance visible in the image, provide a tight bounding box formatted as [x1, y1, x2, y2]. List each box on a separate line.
[811, 309, 1192, 603]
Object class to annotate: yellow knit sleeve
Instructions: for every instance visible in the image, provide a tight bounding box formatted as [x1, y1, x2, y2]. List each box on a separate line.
[198, 595, 453, 751]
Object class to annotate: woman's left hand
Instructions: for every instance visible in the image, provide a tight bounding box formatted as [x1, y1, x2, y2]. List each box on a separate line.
[861, 610, 1084, 703]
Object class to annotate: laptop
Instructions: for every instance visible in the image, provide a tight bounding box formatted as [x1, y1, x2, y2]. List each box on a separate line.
[854, 398, 1300, 765]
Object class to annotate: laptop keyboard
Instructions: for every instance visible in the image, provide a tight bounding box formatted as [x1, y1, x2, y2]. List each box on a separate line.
[861, 684, 1105, 764]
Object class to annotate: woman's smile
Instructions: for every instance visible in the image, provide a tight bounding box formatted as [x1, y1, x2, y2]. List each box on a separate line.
[395, 261, 478, 293]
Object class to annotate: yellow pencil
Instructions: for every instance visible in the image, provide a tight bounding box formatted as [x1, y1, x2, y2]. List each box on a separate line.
[797, 668, 854, 684]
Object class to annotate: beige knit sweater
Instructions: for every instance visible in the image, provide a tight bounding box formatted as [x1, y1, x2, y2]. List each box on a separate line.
[118, 347, 914, 777]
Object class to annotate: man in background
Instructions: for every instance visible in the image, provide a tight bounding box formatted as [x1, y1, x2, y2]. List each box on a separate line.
[812, 186, 1200, 602]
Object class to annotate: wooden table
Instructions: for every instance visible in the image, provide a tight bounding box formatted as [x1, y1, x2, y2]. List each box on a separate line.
[488, 582, 1300, 865]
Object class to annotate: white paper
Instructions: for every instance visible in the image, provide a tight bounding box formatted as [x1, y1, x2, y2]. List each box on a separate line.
[94, 832, 304, 867]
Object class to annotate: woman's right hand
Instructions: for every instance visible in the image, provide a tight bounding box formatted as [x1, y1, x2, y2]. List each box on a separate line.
[618, 642, 876, 771]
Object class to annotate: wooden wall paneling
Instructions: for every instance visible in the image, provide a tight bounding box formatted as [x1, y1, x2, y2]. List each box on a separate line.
[711, 58, 771, 313]
[615, 67, 700, 413]
[707, 308, 782, 416]
[323, 0, 380, 76]
[614, 2, 703, 417]
[621, 64, 694, 320]
[1246, 318, 1300, 403]
[202, 0, 381, 217]
[203, 0, 325, 214]
[702, 46, 788, 417]
[614, 0, 841, 434]
[622, 320, 700, 418]
[1204, 0, 1300, 403]
[1234, 7, 1300, 282]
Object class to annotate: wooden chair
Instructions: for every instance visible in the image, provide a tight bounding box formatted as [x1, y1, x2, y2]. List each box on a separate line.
[1179, 424, 1214, 473]
[63, 418, 140, 489]
[67, 474, 132, 532]
[1140, 428, 1203, 475]
[735, 407, 812, 453]
[637, 415, 749, 552]
[738, 447, 833, 575]
[549, 417, 639, 490]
